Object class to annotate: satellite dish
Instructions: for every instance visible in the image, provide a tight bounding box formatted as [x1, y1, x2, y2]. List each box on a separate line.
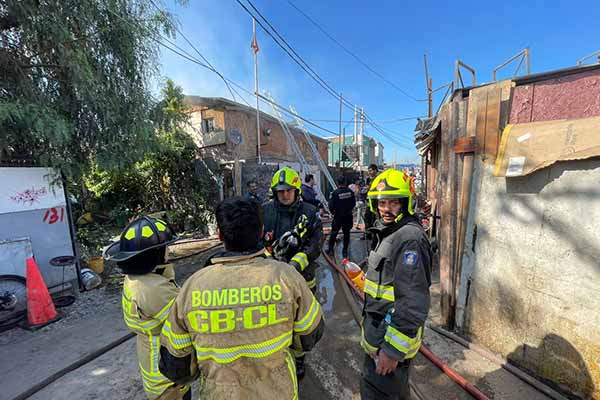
[227, 129, 243, 145]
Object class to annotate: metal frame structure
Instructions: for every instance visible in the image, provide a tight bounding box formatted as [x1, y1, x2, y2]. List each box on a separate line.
[492, 48, 531, 81]
[454, 60, 476, 89]
[576, 50, 600, 66]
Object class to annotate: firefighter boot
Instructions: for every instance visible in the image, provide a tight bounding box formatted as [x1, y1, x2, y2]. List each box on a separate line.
[296, 355, 306, 380]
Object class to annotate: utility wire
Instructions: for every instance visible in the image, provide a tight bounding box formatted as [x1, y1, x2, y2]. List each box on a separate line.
[110, 4, 414, 150]
[147, 0, 239, 102]
[235, 0, 357, 112]
[285, 0, 424, 102]
[235, 0, 420, 147]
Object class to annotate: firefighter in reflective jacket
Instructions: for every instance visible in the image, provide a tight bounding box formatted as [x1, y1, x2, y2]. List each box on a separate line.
[262, 167, 323, 292]
[103, 216, 189, 400]
[159, 198, 324, 399]
[360, 169, 432, 400]
[262, 167, 323, 379]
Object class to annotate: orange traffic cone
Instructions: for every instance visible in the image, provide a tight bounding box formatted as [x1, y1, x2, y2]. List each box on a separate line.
[26, 257, 58, 328]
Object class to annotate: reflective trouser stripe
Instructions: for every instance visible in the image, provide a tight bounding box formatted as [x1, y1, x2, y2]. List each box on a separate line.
[363, 279, 394, 302]
[162, 320, 193, 350]
[139, 335, 175, 398]
[360, 326, 378, 354]
[285, 350, 299, 400]
[291, 252, 309, 271]
[194, 330, 293, 364]
[306, 277, 317, 289]
[294, 296, 320, 333]
[384, 326, 422, 359]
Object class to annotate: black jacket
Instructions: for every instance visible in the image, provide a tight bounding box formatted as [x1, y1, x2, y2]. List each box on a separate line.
[361, 215, 432, 362]
[301, 184, 321, 208]
[262, 199, 323, 288]
[328, 187, 356, 220]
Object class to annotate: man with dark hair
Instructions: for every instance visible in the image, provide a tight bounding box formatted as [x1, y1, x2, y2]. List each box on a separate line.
[301, 173, 322, 209]
[244, 180, 262, 204]
[159, 197, 324, 400]
[327, 175, 356, 258]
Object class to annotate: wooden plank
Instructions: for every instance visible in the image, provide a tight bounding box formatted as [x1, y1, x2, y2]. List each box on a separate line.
[453, 136, 477, 153]
[484, 85, 502, 162]
[437, 102, 453, 328]
[474, 89, 489, 160]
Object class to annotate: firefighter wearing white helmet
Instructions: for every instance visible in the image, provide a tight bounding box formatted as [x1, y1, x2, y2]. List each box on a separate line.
[360, 168, 432, 400]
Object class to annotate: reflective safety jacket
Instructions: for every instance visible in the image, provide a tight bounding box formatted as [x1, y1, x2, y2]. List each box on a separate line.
[262, 200, 323, 289]
[361, 216, 432, 362]
[122, 264, 189, 399]
[159, 249, 324, 399]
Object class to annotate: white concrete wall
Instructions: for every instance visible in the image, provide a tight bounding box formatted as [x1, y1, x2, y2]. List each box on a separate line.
[458, 159, 600, 399]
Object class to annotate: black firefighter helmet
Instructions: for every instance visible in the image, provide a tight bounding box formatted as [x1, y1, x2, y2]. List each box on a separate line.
[103, 216, 178, 263]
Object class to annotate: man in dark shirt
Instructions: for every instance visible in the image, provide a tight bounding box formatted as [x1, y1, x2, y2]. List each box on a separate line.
[301, 174, 322, 209]
[327, 175, 356, 258]
[244, 180, 262, 204]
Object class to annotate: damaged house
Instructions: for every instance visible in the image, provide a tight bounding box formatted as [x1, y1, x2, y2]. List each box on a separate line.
[416, 63, 600, 399]
[183, 96, 330, 201]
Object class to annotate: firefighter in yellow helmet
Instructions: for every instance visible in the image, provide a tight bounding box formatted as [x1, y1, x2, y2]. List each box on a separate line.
[158, 197, 324, 399]
[261, 166, 323, 379]
[360, 169, 432, 400]
[103, 216, 190, 400]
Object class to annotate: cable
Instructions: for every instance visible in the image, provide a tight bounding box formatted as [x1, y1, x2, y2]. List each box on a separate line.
[147, 0, 239, 102]
[235, 0, 422, 151]
[286, 0, 424, 102]
[235, 0, 357, 113]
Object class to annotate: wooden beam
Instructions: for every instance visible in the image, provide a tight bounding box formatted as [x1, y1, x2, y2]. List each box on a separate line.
[453, 136, 478, 153]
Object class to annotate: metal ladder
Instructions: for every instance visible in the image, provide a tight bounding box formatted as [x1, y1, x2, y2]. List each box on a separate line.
[289, 105, 338, 192]
[266, 94, 333, 214]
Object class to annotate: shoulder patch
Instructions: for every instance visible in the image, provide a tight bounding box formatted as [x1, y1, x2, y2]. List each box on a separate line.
[404, 250, 418, 266]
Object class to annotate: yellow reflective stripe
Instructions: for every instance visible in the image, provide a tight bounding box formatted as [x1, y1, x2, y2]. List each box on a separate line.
[291, 252, 309, 271]
[363, 279, 394, 302]
[384, 326, 422, 358]
[285, 350, 298, 400]
[306, 278, 317, 288]
[294, 296, 320, 333]
[122, 297, 175, 332]
[162, 320, 192, 350]
[360, 326, 378, 354]
[194, 330, 293, 364]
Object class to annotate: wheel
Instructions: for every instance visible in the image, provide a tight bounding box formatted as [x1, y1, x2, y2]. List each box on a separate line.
[0, 275, 27, 327]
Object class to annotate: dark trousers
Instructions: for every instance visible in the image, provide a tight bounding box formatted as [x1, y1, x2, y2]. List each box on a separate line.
[360, 354, 411, 400]
[328, 216, 352, 254]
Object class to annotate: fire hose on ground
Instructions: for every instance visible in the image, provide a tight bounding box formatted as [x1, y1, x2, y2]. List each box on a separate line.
[321, 249, 491, 400]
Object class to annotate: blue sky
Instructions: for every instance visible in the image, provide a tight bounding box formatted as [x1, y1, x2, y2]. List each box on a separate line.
[156, 0, 600, 164]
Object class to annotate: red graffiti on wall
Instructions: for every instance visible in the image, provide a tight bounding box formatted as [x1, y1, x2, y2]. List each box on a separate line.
[43, 207, 65, 224]
[10, 187, 48, 206]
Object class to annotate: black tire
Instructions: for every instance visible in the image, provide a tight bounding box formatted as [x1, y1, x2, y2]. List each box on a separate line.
[0, 275, 27, 329]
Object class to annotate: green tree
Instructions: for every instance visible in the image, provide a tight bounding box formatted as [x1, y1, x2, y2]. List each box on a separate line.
[85, 79, 216, 230]
[0, 0, 178, 179]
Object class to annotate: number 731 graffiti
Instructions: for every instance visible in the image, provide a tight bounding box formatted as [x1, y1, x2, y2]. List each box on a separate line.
[43, 207, 65, 224]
